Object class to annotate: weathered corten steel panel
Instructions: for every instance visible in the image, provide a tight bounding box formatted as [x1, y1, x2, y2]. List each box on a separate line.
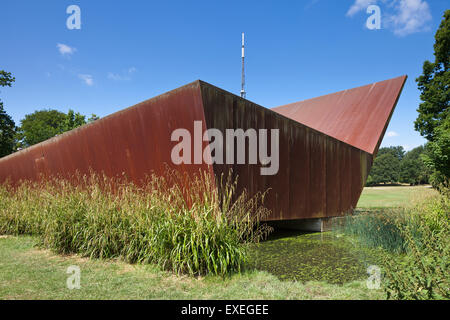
[0, 77, 404, 221]
[326, 139, 340, 217]
[199, 81, 374, 221]
[273, 76, 407, 155]
[289, 125, 310, 219]
[0, 81, 215, 190]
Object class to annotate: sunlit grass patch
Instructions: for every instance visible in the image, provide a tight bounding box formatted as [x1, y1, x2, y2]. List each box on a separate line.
[357, 185, 436, 209]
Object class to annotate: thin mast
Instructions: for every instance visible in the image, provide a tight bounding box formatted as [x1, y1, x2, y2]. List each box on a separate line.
[241, 32, 246, 99]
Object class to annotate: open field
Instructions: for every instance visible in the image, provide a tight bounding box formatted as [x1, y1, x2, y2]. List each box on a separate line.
[357, 185, 436, 208]
[0, 236, 383, 300]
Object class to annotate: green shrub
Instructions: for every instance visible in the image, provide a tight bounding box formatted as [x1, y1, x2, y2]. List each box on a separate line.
[382, 195, 449, 299]
[338, 193, 449, 300]
[0, 171, 272, 276]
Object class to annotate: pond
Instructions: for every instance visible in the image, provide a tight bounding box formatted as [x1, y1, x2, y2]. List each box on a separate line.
[248, 230, 379, 284]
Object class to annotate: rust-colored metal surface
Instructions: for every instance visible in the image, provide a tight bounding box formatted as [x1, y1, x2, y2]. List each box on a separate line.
[199, 81, 373, 221]
[0, 77, 405, 221]
[272, 76, 407, 155]
[0, 81, 215, 190]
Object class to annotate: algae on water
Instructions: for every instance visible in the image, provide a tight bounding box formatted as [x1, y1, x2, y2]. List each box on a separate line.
[248, 231, 380, 284]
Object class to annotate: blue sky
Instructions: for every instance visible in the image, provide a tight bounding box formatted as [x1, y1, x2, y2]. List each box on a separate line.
[1, 0, 448, 151]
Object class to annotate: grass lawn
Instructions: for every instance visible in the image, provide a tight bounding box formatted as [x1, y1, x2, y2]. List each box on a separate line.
[0, 235, 383, 300]
[357, 185, 436, 209]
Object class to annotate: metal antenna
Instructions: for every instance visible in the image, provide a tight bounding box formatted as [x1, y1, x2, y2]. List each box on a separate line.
[240, 32, 246, 99]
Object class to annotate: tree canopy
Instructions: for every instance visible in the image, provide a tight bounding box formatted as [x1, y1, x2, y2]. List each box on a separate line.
[400, 146, 430, 185]
[415, 10, 450, 189]
[422, 116, 450, 185]
[17, 109, 88, 148]
[0, 103, 16, 158]
[377, 146, 405, 161]
[0, 71, 16, 157]
[367, 146, 429, 186]
[415, 10, 449, 142]
[17, 109, 67, 147]
[367, 150, 401, 186]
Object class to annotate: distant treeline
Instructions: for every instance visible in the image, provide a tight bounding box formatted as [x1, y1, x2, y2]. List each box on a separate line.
[367, 146, 430, 186]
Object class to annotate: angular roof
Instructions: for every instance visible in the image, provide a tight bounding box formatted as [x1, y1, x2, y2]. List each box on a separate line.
[272, 76, 407, 154]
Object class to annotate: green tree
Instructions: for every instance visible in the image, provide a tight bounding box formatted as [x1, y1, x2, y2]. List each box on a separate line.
[367, 148, 402, 185]
[0, 103, 16, 157]
[64, 109, 86, 131]
[422, 116, 450, 188]
[17, 109, 87, 148]
[0, 70, 15, 87]
[399, 146, 429, 185]
[415, 10, 450, 188]
[0, 71, 16, 157]
[88, 114, 99, 123]
[415, 10, 450, 142]
[17, 109, 67, 147]
[377, 146, 405, 161]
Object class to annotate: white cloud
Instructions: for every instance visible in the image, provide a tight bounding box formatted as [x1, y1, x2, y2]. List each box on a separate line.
[387, 0, 432, 36]
[346, 0, 432, 36]
[78, 74, 94, 86]
[57, 43, 76, 56]
[107, 72, 123, 81]
[386, 131, 399, 137]
[107, 67, 137, 81]
[347, 0, 378, 17]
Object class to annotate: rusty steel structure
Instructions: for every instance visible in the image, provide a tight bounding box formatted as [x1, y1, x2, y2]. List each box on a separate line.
[0, 76, 407, 221]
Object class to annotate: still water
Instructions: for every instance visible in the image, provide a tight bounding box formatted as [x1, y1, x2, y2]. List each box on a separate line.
[248, 230, 378, 284]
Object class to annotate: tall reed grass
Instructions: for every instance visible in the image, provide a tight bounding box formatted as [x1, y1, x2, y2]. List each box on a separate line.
[337, 192, 449, 254]
[337, 209, 406, 253]
[0, 170, 272, 276]
[337, 191, 449, 299]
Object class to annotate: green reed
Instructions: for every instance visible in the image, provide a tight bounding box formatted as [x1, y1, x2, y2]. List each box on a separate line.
[336, 193, 449, 299]
[338, 209, 407, 253]
[0, 170, 272, 276]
